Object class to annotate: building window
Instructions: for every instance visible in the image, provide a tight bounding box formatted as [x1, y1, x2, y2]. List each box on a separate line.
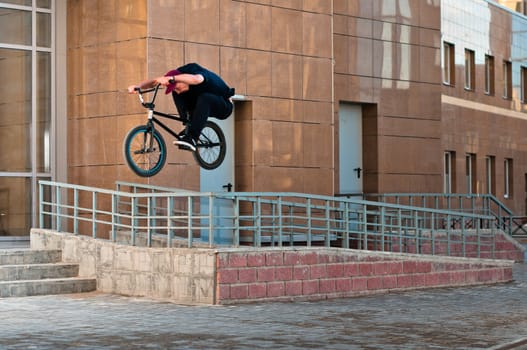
[503, 60, 512, 99]
[464, 49, 475, 91]
[522, 66, 527, 103]
[485, 55, 495, 95]
[504, 158, 513, 199]
[465, 153, 476, 194]
[444, 151, 455, 193]
[486, 156, 495, 194]
[443, 42, 455, 86]
[0, 1, 53, 236]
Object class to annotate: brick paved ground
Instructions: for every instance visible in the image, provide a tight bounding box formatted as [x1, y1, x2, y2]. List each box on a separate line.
[0, 257, 526, 349]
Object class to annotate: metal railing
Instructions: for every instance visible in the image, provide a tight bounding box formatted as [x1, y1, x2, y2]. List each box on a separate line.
[360, 193, 515, 235]
[38, 181, 502, 258]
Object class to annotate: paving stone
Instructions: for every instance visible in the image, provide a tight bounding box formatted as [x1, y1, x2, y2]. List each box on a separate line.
[0, 263, 525, 349]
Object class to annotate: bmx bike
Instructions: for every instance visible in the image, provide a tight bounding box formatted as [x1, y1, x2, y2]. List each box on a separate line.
[123, 84, 226, 177]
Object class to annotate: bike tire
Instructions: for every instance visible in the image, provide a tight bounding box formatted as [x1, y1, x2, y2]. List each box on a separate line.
[123, 125, 167, 177]
[193, 121, 226, 170]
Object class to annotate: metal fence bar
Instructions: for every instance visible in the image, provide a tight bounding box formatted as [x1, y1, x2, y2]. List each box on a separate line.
[37, 181, 507, 259]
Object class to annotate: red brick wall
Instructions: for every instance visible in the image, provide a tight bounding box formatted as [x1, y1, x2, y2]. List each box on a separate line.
[215, 248, 514, 304]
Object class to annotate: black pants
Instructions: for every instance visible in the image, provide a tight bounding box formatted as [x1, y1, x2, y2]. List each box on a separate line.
[172, 92, 233, 140]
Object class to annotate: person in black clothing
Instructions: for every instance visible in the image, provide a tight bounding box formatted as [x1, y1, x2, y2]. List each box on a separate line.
[127, 63, 235, 151]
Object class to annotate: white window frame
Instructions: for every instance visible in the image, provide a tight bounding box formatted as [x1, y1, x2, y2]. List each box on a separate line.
[504, 158, 512, 199]
[485, 156, 494, 194]
[464, 49, 475, 91]
[443, 42, 454, 85]
[444, 151, 454, 193]
[485, 55, 494, 95]
[465, 153, 475, 194]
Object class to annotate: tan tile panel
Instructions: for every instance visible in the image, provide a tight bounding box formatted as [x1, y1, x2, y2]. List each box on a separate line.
[271, 7, 303, 54]
[350, 37, 373, 76]
[272, 98, 303, 122]
[271, 122, 303, 166]
[147, 39, 185, 79]
[380, 136, 442, 174]
[302, 12, 332, 58]
[303, 0, 332, 14]
[246, 2, 272, 51]
[418, 0, 440, 30]
[220, 0, 247, 47]
[303, 57, 332, 101]
[303, 167, 334, 195]
[246, 50, 272, 96]
[272, 0, 303, 10]
[302, 123, 333, 168]
[235, 120, 254, 166]
[303, 101, 332, 124]
[220, 47, 247, 96]
[253, 119, 273, 165]
[381, 117, 441, 140]
[147, 0, 185, 40]
[380, 173, 443, 193]
[333, 35, 349, 75]
[184, 43, 220, 73]
[253, 166, 305, 192]
[185, 0, 220, 44]
[418, 46, 441, 84]
[271, 53, 303, 99]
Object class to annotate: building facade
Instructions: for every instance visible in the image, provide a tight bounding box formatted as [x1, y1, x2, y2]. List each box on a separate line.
[1, 0, 527, 238]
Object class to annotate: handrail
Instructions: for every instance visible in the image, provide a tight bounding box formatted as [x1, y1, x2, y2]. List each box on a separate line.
[38, 180, 502, 259]
[361, 193, 515, 235]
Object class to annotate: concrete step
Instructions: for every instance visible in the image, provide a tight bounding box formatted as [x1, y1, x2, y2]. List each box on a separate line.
[0, 249, 62, 265]
[0, 277, 97, 297]
[0, 249, 97, 298]
[0, 263, 79, 281]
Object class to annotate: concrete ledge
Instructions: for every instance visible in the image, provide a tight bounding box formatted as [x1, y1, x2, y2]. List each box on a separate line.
[31, 229, 515, 305]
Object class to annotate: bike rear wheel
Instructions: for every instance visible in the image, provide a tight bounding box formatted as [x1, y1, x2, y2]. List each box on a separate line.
[123, 125, 167, 177]
[194, 121, 226, 170]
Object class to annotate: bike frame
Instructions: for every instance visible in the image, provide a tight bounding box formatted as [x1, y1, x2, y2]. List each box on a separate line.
[137, 85, 185, 141]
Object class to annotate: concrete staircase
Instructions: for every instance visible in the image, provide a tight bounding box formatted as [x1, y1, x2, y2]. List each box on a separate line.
[0, 249, 96, 297]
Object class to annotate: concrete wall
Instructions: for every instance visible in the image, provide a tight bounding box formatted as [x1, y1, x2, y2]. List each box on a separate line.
[31, 229, 518, 305]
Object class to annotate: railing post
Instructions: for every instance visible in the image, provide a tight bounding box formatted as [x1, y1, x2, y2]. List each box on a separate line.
[342, 202, 349, 249]
[256, 196, 261, 247]
[39, 182, 44, 228]
[131, 196, 137, 246]
[92, 192, 97, 238]
[147, 196, 152, 247]
[277, 196, 283, 247]
[167, 196, 174, 248]
[307, 198, 312, 246]
[325, 200, 330, 247]
[111, 193, 117, 242]
[55, 186, 61, 232]
[234, 196, 240, 247]
[208, 194, 214, 246]
[187, 196, 193, 248]
[73, 189, 79, 235]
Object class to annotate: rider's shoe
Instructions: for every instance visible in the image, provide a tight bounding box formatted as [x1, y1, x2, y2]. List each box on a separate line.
[174, 134, 197, 152]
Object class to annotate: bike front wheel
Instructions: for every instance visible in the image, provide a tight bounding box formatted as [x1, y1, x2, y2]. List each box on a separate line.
[194, 121, 226, 170]
[123, 125, 167, 177]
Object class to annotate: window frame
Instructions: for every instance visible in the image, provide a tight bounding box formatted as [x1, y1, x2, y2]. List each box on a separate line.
[485, 54, 495, 95]
[503, 60, 512, 99]
[465, 153, 476, 194]
[464, 49, 475, 91]
[443, 42, 455, 86]
[504, 158, 513, 199]
[444, 151, 455, 194]
[485, 155, 495, 194]
[521, 66, 527, 103]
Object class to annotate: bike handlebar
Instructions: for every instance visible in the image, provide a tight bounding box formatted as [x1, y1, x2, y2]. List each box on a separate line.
[135, 84, 161, 106]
